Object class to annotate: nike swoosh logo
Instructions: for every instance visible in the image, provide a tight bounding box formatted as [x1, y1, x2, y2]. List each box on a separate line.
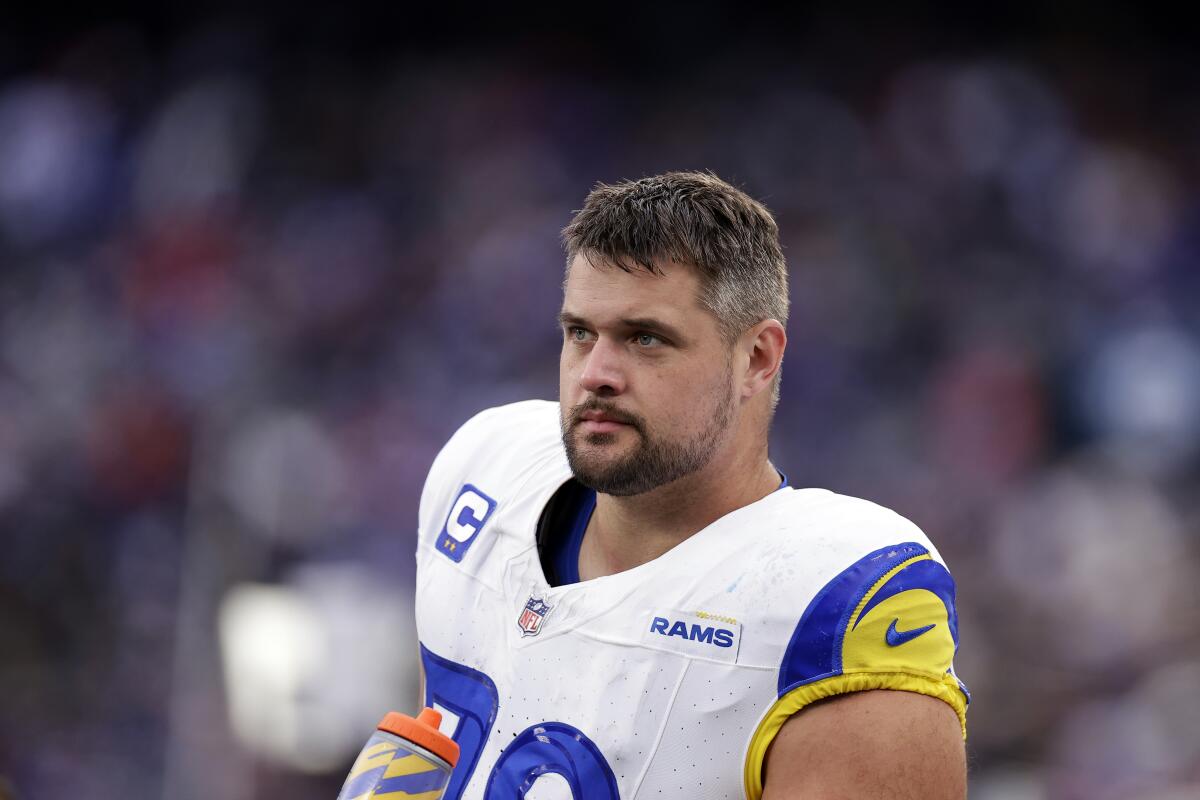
[886, 618, 936, 647]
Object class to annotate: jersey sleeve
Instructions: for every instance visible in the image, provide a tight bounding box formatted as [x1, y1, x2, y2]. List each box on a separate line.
[743, 537, 969, 799]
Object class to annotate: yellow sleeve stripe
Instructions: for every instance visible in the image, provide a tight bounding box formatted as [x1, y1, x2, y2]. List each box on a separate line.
[742, 672, 968, 800]
[849, 553, 931, 629]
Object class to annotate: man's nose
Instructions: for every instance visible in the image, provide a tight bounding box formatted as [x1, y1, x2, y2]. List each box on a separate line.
[578, 337, 627, 396]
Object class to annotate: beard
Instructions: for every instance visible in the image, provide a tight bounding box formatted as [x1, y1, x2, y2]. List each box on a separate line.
[560, 389, 735, 497]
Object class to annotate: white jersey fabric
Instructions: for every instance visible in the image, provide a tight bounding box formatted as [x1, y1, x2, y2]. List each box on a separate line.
[415, 401, 968, 800]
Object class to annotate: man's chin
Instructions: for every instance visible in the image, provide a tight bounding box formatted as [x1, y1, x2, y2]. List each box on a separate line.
[569, 449, 626, 475]
[570, 467, 638, 496]
[567, 449, 635, 486]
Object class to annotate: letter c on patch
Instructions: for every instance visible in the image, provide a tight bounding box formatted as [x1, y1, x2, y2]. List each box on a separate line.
[436, 484, 497, 563]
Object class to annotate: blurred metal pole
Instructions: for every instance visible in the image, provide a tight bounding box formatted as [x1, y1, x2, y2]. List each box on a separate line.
[160, 413, 260, 800]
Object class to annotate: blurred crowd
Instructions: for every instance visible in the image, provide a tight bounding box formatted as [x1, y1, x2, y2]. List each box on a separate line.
[1, 14, 1198, 800]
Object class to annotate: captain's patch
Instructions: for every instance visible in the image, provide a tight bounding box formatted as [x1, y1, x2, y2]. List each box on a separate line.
[436, 484, 497, 563]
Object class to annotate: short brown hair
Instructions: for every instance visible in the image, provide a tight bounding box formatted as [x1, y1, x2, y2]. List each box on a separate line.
[561, 171, 789, 343]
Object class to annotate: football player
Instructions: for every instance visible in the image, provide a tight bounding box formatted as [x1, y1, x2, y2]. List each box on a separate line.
[415, 172, 968, 799]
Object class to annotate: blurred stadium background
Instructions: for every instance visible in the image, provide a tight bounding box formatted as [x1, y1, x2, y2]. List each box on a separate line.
[1, 6, 1198, 799]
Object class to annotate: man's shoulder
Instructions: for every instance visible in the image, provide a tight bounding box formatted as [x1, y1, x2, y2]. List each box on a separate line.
[757, 487, 939, 562]
[726, 487, 952, 658]
[430, 399, 562, 474]
[678, 487, 942, 600]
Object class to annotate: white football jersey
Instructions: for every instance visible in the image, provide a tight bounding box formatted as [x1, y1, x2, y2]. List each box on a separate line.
[414, 401, 968, 800]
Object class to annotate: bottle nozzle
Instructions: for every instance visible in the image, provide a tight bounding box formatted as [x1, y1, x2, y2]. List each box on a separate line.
[416, 707, 443, 729]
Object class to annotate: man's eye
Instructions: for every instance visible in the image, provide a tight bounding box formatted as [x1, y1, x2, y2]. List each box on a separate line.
[569, 327, 590, 341]
[635, 333, 661, 347]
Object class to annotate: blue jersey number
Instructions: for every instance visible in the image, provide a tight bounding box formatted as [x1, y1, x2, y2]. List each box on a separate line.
[420, 645, 499, 800]
[420, 645, 618, 800]
[485, 722, 619, 799]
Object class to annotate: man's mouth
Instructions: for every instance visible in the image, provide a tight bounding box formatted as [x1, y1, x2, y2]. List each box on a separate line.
[576, 408, 635, 434]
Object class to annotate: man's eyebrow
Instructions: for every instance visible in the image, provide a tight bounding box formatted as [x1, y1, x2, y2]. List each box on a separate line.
[558, 311, 588, 328]
[558, 311, 687, 342]
[619, 317, 685, 341]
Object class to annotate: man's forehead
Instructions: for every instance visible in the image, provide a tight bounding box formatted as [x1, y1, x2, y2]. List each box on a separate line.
[563, 253, 704, 314]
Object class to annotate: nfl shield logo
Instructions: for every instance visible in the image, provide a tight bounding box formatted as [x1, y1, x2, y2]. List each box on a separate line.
[517, 596, 552, 637]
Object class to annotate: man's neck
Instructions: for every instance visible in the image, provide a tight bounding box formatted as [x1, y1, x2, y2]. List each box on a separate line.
[577, 447, 781, 581]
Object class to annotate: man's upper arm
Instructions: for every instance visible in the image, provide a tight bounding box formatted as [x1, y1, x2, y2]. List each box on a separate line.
[743, 539, 970, 799]
[761, 689, 966, 799]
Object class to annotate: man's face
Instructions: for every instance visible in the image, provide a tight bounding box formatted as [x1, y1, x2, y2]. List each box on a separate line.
[558, 254, 739, 496]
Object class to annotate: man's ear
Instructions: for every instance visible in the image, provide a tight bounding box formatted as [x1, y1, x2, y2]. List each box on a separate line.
[740, 319, 786, 399]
